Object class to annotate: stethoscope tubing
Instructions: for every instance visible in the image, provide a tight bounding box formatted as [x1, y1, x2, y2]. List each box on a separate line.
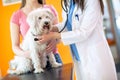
[58, 0, 68, 33]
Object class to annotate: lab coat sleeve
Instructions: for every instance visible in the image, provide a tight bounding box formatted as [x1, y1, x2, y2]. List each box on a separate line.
[61, 0, 102, 45]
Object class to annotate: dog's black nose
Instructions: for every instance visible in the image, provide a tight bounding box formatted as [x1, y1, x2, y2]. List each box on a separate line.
[45, 22, 49, 25]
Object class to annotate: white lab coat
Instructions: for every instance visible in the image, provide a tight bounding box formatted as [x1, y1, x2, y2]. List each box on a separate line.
[57, 0, 117, 80]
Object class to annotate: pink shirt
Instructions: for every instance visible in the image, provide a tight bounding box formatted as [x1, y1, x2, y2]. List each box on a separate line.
[11, 5, 58, 53]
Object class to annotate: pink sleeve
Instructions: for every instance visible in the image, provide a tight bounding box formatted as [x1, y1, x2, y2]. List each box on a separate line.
[48, 5, 58, 17]
[10, 11, 20, 26]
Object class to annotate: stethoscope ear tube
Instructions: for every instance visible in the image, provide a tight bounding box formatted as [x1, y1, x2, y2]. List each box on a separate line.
[58, 0, 68, 33]
[58, 13, 68, 33]
[61, 0, 68, 13]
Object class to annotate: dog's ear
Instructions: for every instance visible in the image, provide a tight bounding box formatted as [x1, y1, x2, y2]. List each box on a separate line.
[46, 9, 54, 20]
[46, 9, 56, 25]
[27, 12, 36, 28]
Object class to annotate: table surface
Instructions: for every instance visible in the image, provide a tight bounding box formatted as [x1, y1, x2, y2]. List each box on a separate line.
[2, 63, 73, 80]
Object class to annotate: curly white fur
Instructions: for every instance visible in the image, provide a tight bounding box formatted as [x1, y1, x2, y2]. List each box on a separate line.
[8, 8, 62, 75]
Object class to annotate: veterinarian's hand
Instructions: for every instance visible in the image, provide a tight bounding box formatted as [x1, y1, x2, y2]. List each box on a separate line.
[46, 39, 57, 53]
[39, 32, 61, 43]
[38, 32, 55, 43]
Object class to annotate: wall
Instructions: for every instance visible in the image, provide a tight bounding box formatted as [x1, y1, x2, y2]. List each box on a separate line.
[0, 0, 72, 77]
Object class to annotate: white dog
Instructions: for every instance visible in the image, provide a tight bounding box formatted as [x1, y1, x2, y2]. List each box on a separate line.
[8, 8, 62, 75]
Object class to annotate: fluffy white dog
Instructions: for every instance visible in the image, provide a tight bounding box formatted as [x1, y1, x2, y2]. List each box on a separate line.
[8, 8, 62, 75]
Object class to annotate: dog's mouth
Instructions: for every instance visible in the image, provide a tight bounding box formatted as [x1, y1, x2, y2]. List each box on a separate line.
[43, 21, 51, 30]
[43, 25, 50, 30]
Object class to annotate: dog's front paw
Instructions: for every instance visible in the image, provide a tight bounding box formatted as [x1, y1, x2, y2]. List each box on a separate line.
[51, 62, 62, 68]
[15, 70, 24, 75]
[34, 68, 44, 73]
[7, 69, 15, 74]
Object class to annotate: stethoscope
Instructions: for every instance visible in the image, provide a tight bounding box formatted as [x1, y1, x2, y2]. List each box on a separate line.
[58, 0, 69, 33]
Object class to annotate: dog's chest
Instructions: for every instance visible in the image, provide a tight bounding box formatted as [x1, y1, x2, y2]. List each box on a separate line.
[35, 42, 47, 52]
[21, 31, 47, 51]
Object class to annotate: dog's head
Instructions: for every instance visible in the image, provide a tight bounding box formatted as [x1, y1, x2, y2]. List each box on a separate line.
[27, 8, 54, 36]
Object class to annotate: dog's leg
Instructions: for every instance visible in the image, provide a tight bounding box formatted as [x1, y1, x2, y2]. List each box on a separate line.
[30, 50, 44, 73]
[48, 52, 62, 68]
[41, 52, 47, 68]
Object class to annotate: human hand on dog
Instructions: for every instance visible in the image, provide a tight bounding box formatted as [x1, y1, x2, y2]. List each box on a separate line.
[34, 32, 59, 53]
[37, 32, 54, 43]
[38, 32, 61, 43]
[34, 31, 61, 53]
[46, 39, 57, 53]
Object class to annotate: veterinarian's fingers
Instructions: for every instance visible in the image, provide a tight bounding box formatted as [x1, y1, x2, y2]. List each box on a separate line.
[38, 35, 48, 41]
[38, 33, 55, 43]
[39, 37, 51, 43]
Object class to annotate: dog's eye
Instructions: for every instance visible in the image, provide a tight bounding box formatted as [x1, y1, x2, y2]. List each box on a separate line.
[38, 17, 42, 20]
[46, 16, 49, 18]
